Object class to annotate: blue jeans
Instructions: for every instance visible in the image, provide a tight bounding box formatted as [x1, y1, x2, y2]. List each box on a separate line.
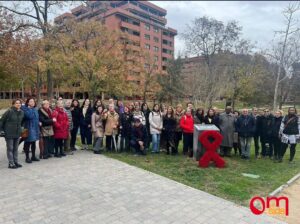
[240, 137, 252, 158]
[151, 134, 161, 152]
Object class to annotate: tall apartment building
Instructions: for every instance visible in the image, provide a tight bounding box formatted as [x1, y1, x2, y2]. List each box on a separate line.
[55, 1, 177, 83]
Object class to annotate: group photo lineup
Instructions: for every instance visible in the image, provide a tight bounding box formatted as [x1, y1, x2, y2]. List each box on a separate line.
[0, 1, 299, 224]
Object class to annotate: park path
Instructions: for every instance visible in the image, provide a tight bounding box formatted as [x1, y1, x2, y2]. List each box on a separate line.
[272, 178, 300, 224]
[0, 137, 284, 224]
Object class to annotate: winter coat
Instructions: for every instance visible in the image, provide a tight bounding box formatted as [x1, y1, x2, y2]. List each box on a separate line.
[259, 115, 274, 139]
[218, 112, 235, 147]
[175, 110, 185, 132]
[132, 110, 146, 126]
[64, 107, 73, 131]
[272, 116, 283, 137]
[71, 107, 81, 127]
[194, 114, 204, 124]
[281, 115, 300, 135]
[142, 109, 151, 131]
[252, 114, 260, 136]
[52, 107, 69, 139]
[38, 107, 54, 137]
[149, 111, 163, 134]
[0, 107, 24, 138]
[163, 115, 177, 133]
[21, 105, 40, 142]
[131, 124, 147, 143]
[91, 112, 104, 138]
[179, 114, 194, 134]
[103, 111, 119, 136]
[119, 112, 133, 137]
[80, 107, 93, 128]
[204, 115, 218, 125]
[235, 115, 256, 138]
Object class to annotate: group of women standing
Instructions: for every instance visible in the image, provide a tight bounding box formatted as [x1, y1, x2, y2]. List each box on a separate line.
[1, 97, 299, 169]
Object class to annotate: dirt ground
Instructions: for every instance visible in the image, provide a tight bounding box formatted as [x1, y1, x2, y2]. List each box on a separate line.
[269, 178, 300, 224]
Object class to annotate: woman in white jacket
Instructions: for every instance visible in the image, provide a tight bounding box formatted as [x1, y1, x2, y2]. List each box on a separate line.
[149, 104, 163, 153]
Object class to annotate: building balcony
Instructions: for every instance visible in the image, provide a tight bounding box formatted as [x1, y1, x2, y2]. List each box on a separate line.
[119, 21, 140, 33]
[122, 4, 167, 25]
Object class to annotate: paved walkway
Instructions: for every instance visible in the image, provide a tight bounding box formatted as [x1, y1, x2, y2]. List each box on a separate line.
[274, 178, 300, 224]
[0, 138, 284, 224]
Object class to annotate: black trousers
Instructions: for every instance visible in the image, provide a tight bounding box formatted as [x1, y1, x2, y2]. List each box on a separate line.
[80, 125, 92, 145]
[183, 133, 193, 155]
[272, 137, 282, 159]
[280, 143, 297, 161]
[260, 136, 273, 157]
[254, 135, 260, 156]
[175, 131, 182, 152]
[106, 135, 118, 151]
[70, 125, 79, 148]
[130, 139, 145, 155]
[54, 139, 64, 155]
[43, 136, 55, 156]
[24, 141, 36, 159]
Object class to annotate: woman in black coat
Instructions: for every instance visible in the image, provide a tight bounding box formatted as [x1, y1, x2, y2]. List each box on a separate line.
[70, 99, 81, 151]
[80, 99, 93, 150]
[119, 106, 133, 152]
[141, 102, 151, 149]
[163, 106, 177, 155]
[271, 110, 283, 161]
[204, 109, 218, 125]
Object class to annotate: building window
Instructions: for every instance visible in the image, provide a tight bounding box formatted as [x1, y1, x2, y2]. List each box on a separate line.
[163, 31, 169, 36]
[154, 46, 159, 52]
[144, 23, 150, 31]
[162, 57, 168, 62]
[154, 56, 158, 61]
[145, 44, 150, 50]
[154, 37, 159, 43]
[144, 34, 150, 40]
[162, 66, 167, 71]
[154, 26, 159, 33]
[144, 63, 150, 69]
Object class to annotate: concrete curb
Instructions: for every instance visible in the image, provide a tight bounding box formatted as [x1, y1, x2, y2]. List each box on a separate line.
[269, 172, 300, 196]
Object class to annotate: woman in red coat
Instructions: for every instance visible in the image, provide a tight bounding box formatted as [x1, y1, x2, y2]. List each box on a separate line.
[52, 100, 69, 157]
[180, 108, 194, 157]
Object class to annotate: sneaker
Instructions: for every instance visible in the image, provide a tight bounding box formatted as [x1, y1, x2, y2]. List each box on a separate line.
[94, 151, 101, 154]
[60, 153, 66, 157]
[14, 163, 22, 168]
[8, 163, 17, 169]
[25, 158, 32, 163]
[289, 160, 295, 165]
[54, 154, 62, 158]
[31, 157, 40, 162]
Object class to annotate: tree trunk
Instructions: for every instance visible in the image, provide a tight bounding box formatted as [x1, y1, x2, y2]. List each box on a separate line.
[36, 66, 41, 105]
[273, 11, 292, 111]
[47, 69, 53, 100]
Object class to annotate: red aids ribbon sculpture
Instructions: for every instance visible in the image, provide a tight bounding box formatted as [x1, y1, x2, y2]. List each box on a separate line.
[198, 130, 225, 168]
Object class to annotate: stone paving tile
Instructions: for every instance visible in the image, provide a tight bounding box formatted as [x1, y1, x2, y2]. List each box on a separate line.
[0, 138, 285, 224]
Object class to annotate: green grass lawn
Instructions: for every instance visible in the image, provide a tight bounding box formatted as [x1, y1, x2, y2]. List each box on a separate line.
[99, 143, 300, 206]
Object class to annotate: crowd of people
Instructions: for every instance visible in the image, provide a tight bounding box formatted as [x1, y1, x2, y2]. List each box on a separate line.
[0, 97, 299, 169]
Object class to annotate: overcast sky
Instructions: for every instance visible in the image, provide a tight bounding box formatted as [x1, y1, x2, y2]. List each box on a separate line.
[51, 1, 295, 56]
[149, 1, 292, 56]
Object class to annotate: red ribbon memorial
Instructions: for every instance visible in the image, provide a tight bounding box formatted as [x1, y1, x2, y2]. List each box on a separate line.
[198, 130, 225, 168]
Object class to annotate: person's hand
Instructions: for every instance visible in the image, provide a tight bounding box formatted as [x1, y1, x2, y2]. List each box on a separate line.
[138, 141, 144, 147]
[70, 107, 74, 111]
[53, 118, 57, 122]
[113, 125, 117, 129]
[39, 122, 42, 127]
[88, 124, 91, 128]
